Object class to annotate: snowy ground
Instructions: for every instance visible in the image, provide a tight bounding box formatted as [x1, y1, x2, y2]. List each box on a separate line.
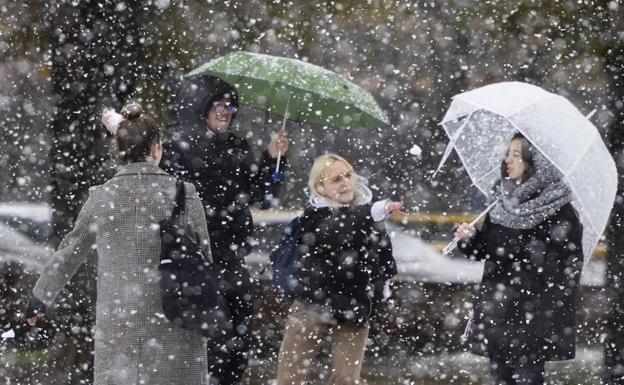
[245, 348, 604, 385]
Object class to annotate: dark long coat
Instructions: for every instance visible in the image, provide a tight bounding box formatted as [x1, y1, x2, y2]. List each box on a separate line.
[294, 204, 397, 325]
[161, 131, 285, 262]
[459, 203, 583, 362]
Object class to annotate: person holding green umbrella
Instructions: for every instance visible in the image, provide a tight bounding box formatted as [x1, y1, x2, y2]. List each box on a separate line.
[173, 51, 389, 385]
[161, 75, 288, 385]
[184, 51, 390, 133]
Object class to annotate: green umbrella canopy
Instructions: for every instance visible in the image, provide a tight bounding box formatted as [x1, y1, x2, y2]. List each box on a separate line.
[185, 51, 389, 130]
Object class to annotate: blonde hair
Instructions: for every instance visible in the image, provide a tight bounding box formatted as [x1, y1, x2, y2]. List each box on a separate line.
[307, 153, 364, 206]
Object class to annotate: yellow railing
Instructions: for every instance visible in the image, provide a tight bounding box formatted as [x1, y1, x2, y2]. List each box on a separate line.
[252, 209, 475, 224]
[388, 213, 474, 223]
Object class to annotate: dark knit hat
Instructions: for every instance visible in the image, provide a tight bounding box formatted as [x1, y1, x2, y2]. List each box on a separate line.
[197, 77, 239, 121]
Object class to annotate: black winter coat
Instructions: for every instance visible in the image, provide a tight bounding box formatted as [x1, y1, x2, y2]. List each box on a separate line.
[161, 130, 286, 263]
[295, 204, 397, 326]
[459, 203, 583, 362]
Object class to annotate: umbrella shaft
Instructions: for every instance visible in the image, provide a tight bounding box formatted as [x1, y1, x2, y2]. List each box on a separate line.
[275, 151, 282, 173]
[275, 96, 289, 174]
[442, 200, 498, 255]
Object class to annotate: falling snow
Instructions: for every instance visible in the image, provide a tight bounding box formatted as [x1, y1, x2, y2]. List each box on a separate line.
[1, 1, 624, 385]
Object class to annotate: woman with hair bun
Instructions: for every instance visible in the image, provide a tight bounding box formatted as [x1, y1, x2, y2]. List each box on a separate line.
[25, 103, 212, 385]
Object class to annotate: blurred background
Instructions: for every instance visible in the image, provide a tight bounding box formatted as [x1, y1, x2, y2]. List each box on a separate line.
[1, 1, 624, 384]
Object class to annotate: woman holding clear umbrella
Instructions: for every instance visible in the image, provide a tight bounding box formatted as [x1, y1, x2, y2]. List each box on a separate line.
[454, 133, 583, 385]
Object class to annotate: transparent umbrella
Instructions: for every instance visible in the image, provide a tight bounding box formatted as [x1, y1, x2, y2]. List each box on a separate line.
[437, 81, 617, 264]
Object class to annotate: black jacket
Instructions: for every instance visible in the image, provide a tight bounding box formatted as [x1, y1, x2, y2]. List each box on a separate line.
[161, 130, 286, 263]
[459, 203, 583, 362]
[295, 204, 397, 325]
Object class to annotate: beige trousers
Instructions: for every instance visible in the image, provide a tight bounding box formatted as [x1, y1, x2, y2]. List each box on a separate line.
[276, 301, 369, 385]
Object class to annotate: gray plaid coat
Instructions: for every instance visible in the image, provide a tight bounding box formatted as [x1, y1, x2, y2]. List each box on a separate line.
[33, 162, 212, 385]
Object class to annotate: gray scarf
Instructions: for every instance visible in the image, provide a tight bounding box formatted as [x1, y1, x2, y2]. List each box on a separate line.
[489, 151, 573, 229]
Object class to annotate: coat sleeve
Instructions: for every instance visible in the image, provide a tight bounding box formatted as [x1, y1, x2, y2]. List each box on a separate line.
[294, 208, 327, 303]
[457, 215, 490, 261]
[337, 204, 395, 321]
[368, 218, 397, 283]
[540, 208, 584, 339]
[242, 138, 288, 209]
[368, 219, 396, 320]
[184, 182, 212, 263]
[32, 189, 97, 306]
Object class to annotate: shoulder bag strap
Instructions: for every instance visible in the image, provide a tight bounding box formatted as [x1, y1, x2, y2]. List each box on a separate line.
[172, 180, 186, 222]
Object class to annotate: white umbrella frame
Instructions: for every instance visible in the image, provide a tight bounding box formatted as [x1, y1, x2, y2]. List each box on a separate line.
[437, 82, 617, 265]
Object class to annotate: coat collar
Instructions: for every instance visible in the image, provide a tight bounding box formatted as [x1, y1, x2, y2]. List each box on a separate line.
[114, 161, 170, 177]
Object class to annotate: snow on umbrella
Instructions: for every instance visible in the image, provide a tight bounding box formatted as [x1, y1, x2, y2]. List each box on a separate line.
[186, 51, 389, 179]
[185, 51, 389, 131]
[436, 81, 617, 264]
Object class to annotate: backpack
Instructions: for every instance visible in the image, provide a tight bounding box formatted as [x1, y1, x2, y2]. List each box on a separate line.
[159, 181, 231, 338]
[269, 216, 303, 298]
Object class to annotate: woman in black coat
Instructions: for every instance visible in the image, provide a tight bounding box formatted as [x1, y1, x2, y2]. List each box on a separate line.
[455, 133, 583, 385]
[276, 154, 402, 385]
[296, 199, 398, 326]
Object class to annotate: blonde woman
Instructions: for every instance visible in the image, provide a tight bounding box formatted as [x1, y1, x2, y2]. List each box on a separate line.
[276, 154, 404, 385]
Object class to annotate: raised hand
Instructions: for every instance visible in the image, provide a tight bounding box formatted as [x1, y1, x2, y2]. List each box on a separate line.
[268, 129, 289, 158]
[454, 222, 476, 240]
[385, 201, 407, 218]
[26, 315, 39, 326]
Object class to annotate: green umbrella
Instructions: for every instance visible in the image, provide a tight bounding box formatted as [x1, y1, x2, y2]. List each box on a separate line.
[185, 51, 389, 131]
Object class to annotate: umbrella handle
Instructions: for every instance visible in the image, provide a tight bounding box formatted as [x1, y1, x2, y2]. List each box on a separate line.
[275, 151, 282, 173]
[272, 149, 285, 182]
[441, 200, 498, 255]
[274, 96, 290, 176]
[442, 237, 461, 255]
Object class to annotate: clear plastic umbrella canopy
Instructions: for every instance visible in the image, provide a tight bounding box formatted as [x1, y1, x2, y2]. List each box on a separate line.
[438, 81, 617, 263]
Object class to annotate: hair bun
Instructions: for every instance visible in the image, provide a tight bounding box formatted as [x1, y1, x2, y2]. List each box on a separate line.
[121, 102, 143, 120]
